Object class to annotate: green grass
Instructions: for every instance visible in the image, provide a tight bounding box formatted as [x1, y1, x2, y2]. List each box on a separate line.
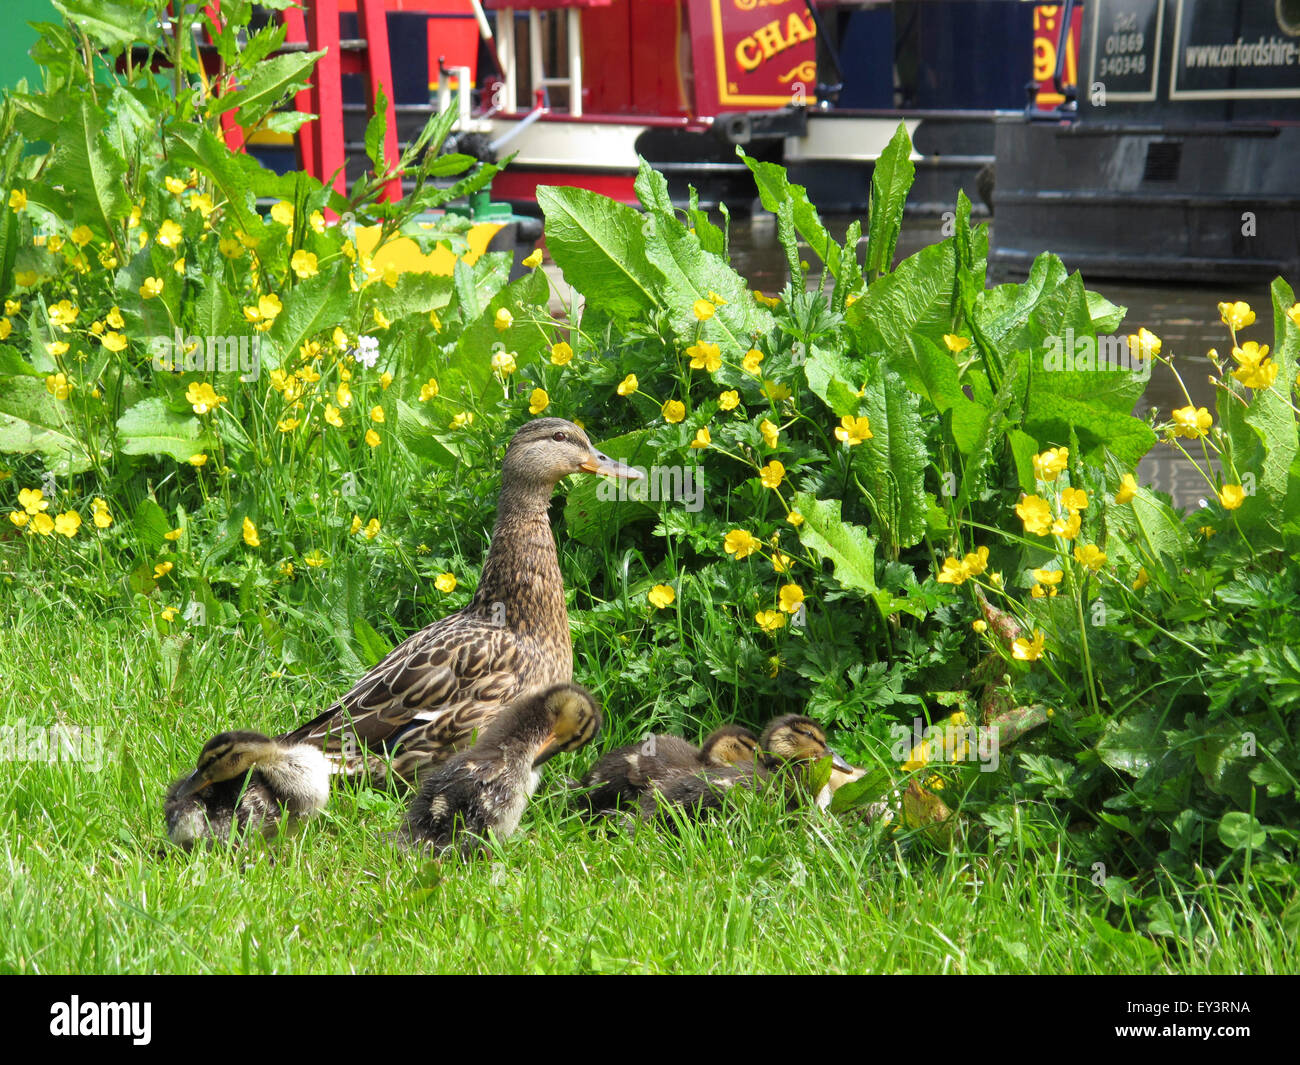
[0, 606, 1291, 974]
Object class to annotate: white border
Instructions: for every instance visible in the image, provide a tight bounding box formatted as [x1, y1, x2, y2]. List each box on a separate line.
[1169, 0, 1300, 99]
[1089, 0, 1165, 101]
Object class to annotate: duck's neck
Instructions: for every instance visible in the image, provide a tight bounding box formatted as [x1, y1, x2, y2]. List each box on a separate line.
[470, 480, 570, 655]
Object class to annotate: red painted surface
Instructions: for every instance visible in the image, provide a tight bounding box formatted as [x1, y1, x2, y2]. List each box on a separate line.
[282, 4, 316, 176]
[307, 0, 347, 197]
[491, 168, 638, 204]
[482, 0, 611, 9]
[583, 0, 688, 117]
[685, 0, 817, 115]
[1033, 3, 1083, 109]
[359, 0, 404, 202]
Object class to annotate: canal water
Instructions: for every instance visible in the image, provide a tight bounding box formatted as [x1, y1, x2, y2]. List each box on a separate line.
[730, 216, 1281, 511]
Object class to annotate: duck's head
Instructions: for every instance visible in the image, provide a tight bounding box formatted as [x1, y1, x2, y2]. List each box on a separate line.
[760, 714, 852, 771]
[530, 683, 604, 766]
[503, 418, 643, 490]
[700, 724, 761, 768]
[172, 730, 280, 800]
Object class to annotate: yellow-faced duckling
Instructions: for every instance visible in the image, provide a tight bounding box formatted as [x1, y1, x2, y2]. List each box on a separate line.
[401, 682, 601, 856]
[576, 723, 759, 816]
[164, 731, 330, 849]
[280, 419, 640, 784]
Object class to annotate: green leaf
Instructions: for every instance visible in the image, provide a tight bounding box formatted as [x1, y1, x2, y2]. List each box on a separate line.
[739, 149, 840, 277]
[537, 185, 661, 319]
[210, 51, 325, 134]
[363, 82, 390, 173]
[166, 126, 267, 245]
[856, 367, 928, 551]
[51, 0, 152, 51]
[641, 212, 774, 357]
[44, 98, 128, 244]
[792, 492, 878, 597]
[1217, 811, 1266, 851]
[865, 122, 915, 278]
[1103, 454, 1191, 576]
[116, 398, 213, 463]
[353, 616, 395, 667]
[0, 375, 91, 473]
[266, 267, 354, 372]
[848, 238, 956, 362]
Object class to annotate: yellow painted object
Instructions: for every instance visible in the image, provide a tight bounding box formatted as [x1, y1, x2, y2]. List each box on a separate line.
[355, 220, 505, 276]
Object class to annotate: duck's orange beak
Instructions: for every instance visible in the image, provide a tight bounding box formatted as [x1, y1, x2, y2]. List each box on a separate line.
[580, 449, 643, 479]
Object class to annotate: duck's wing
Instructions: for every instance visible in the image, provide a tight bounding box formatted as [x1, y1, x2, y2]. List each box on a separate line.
[279, 610, 526, 777]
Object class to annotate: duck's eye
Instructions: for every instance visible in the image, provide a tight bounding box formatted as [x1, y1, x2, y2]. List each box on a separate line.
[552, 431, 567, 442]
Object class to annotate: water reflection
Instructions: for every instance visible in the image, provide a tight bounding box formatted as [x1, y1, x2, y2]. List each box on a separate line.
[730, 216, 1274, 511]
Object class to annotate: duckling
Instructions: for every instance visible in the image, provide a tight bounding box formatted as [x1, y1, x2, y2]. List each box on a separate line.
[576, 723, 760, 816]
[642, 714, 854, 824]
[164, 731, 330, 850]
[401, 682, 601, 856]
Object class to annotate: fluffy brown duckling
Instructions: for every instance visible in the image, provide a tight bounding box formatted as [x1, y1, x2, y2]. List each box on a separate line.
[401, 682, 601, 856]
[642, 714, 854, 824]
[164, 731, 330, 849]
[576, 723, 760, 816]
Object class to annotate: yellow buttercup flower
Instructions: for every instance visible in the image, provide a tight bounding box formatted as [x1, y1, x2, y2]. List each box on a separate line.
[188, 453, 208, 467]
[755, 609, 787, 633]
[304, 549, 327, 568]
[164, 175, 186, 195]
[522, 248, 543, 269]
[164, 527, 183, 542]
[1033, 447, 1068, 482]
[692, 298, 715, 321]
[8, 511, 28, 528]
[647, 584, 676, 609]
[70, 225, 93, 248]
[662, 399, 686, 424]
[364, 518, 381, 540]
[277, 416, 299, 432]
[185, 381, 226, 415]
[153, 560, 174, 579]
[528, 388, 549, 415]
[1060, 487, 1088, 512]
[786, 510, 804, 527]
[242, 516, 260, 547]
[270, 201, 294, 226]
[31, 512, 54, 535]
[1015, 494, 1053, 536]
[1032, 567, 1063, 587]
[450, 411, 474, 430]
[687, 341, 722, 373]
[156, 219, 183, 249]
[1115, 473, 1138, 504]
[759, 460, 784, 489]
[1171, 405, 1212, 439]
[718, 390, 740, 411]
[161, 606, 178, 622]
[46, 341, 69, 358]
[365, 428, 381, 447]
[762, 380, 791, 401]
[350, 514, 363, 536]
[53, 510, 80, 537]
[834, 415, 873, 445]
[291, 249, 319, 279]
[419, 377, 440, 402]
[491, 350, 517, 378]
[90, 498, 112, 529]
[1132, 567, 1150, 591]
[8, 188, 27, 211]
[45, 373, 73, 400]
[1231, 342, 1276, 389]
[616, 371, 636, 396]
[724, 529, 760, 559]
[690, 427, 711, 449]
[1051, 510, 1081, 540]
[309, 210, 325, 234]
[1073, 543, 1106, 572]
[753, 290, 780, 309]
[1127, 328, 1162, 357]
[1287, 303, 1300, 329]
[140, 276, 164, 299]
[369, 405, 385, 424]
[778, 583, 805, 614]
[550, 341, 573, 366]
[760, 419, 779, 448]
[1218, 484, 1245, 510]
[1012, 630, 1046, 662]
[742, 348, 764, 375]
[943, 334, 970, 353]
[435, 572, 457, 593]
[1218, 301, 1255, 332]
[494, 307, 514, 332]
[324, 404, 343, 428]
[336, 381, 352, 408]
[771, 551, 793, 574]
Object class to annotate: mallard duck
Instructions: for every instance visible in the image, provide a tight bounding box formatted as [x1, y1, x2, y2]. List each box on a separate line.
[400, 682, 601, 855]
[576, 723, 760, 815]
[280, 419, 639, 783]
[164, 731, 330, 849]
[642, 714, 854, 823]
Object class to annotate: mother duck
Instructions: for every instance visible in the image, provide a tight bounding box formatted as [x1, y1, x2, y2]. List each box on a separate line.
[279, 418, 640, 783]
